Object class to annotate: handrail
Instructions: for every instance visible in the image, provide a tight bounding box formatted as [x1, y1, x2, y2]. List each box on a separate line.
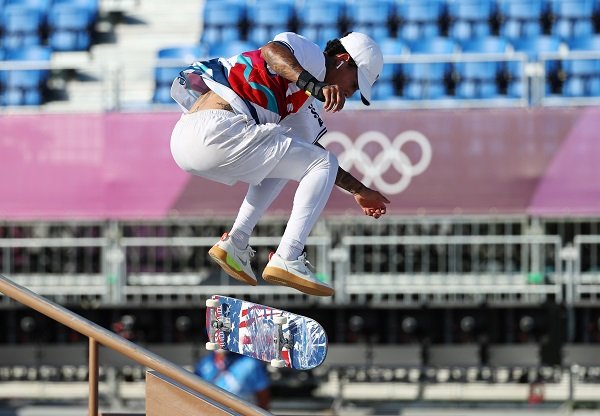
[0, 274, 272, 416]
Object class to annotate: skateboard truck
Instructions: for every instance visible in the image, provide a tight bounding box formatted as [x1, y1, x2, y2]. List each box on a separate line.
[271, 315, 292, 368]
[205, 298, 231, 350]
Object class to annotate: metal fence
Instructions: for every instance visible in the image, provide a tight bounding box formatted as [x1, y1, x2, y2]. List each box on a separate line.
[0, 236, 108, 304]
[540, 51, 600, 108]
[118, 234, 332, 306]
[5, 50, 600, 112]
[573, 235, 600, 304]
[334, 234, 562, 305]
[0, 217, 592, 307]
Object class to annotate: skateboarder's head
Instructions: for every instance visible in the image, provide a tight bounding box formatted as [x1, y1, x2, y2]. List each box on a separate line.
[213, 350, 238, 370]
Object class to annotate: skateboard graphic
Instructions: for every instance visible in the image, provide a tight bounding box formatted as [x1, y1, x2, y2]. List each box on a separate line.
[205, 295, 328, 370]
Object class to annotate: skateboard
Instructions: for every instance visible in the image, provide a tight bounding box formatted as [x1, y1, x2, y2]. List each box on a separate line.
[205, 295, 328, 370]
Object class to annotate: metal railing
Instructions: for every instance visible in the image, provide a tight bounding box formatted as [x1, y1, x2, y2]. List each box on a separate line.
[5, 50, 594, 112]
[0, 274, 271, 416]
[152, 50, 598, 111]
[0, 228, 332, 305]
[0, 59, 120, 112]
[573, 235, 600, 303]
[0, 236, 109, 304]
[377, 51, 529, 109]
[540, 50, 600, 107]
[117, 234, 332, 305]
[334, 234, 563, 305]
[0, 218, 576, 307]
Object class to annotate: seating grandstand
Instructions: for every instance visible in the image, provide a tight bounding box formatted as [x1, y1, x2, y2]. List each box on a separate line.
[1, 0, 600, 109]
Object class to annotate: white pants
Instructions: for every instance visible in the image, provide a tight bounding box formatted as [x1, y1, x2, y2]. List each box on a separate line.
[170, 110, 338, 257]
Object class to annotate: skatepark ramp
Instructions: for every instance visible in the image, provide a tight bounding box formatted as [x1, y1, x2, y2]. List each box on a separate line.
[0, 274, 271, 416]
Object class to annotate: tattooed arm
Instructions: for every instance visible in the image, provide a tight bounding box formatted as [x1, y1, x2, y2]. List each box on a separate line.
[260, 41, 345, 112]
[315, 143, 390, 218]
[260, 41, 306, 83]
[260, 40, 389, 216]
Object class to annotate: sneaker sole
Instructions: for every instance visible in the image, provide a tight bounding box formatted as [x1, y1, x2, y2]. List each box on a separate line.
[262, 266, 334, 297]
[208, 246, 257, 286]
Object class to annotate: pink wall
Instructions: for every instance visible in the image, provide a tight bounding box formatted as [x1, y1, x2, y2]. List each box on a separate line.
[0, 108, 598, 220]
[0, 112, 187, 220]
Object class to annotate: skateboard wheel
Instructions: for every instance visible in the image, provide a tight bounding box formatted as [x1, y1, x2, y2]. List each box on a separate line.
[206, 299, 219, 308]
[270, 359, 286, 368]
[274, 316, 287, 325]
[205, 342, 220, 351]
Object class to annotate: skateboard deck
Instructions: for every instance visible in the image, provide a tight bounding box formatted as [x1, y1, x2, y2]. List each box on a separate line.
[205, 295, 328, 370]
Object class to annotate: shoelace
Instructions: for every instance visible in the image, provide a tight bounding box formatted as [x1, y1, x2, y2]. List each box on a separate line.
[243, 246, 256, 260]
[298, 253, 316, 273]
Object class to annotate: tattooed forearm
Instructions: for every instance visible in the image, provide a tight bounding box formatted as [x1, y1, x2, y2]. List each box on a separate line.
[314, 142, 366, 194]
[260, 42, 306, 82]
[335, 168, 366, 195]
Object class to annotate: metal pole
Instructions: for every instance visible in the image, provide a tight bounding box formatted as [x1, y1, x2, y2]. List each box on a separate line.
[560, 244, 578, 343]
[89, 338, 99, 416]
[329, 247, 349, 304]
[568, 365, 576, 406]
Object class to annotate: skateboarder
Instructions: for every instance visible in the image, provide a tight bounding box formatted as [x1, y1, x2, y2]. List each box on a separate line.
[170, 32, 390, 296]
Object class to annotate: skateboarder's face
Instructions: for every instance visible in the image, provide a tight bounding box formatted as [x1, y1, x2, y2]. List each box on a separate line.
[325, 53, 359, 100]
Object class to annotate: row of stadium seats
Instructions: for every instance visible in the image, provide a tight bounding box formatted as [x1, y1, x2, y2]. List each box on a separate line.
[0, 45, 51, 106]
[152, 34, 600, 104]
[0, 0, 98, 51]
[0, 0, 100, 105]
[201, 0, 600, 48]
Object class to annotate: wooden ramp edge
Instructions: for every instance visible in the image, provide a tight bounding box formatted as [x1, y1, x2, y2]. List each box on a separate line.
[147, 371, 253, 416]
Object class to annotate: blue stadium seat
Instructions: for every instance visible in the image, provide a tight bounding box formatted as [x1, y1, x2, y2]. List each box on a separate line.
[154, 65, 184, 83]
[447, 0, 495, 41]
[3, 45, 51, 106]
[52, 0, 99, 22]
[497, 0, 544, 40]
[47, 4, 93, 51]
[247, 1, 295, 46]
[403, 37, 457, 99]
[512, 35, 562, 62]
[512, 36, 562, 95]
[152, 85, 174, 104]
[396, 0, 444, 41]
[376, 37, 408, 100]
[298, 27, 340, 50]
[455, 37, 509, 99]
[549, 0, 595, 39]
[208, 40, 258, 58]
[153, 45, 204, 104]
[3, 0, 51, 15]
[0, 5, 44, 49]
[201, 1, 246, 45]
[372, 81, 397, 100]
[562, 36, 600, 97]
[296, 1, 344, 49]
[346, 1, 395, 42]
[157, 45, 204, 61]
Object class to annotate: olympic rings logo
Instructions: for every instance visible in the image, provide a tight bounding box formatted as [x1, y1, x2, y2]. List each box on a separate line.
[320, 130, 432, 195]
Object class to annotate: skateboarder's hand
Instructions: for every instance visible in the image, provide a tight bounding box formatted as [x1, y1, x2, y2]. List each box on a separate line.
[354, 188, 390, 219]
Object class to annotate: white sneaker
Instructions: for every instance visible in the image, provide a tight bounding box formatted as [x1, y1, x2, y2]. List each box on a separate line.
[208, 233, 257, 286]
[262, 252, 334, 297]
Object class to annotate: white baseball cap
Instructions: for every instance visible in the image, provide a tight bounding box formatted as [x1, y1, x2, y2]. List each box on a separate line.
[339, 32, 383, 106]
